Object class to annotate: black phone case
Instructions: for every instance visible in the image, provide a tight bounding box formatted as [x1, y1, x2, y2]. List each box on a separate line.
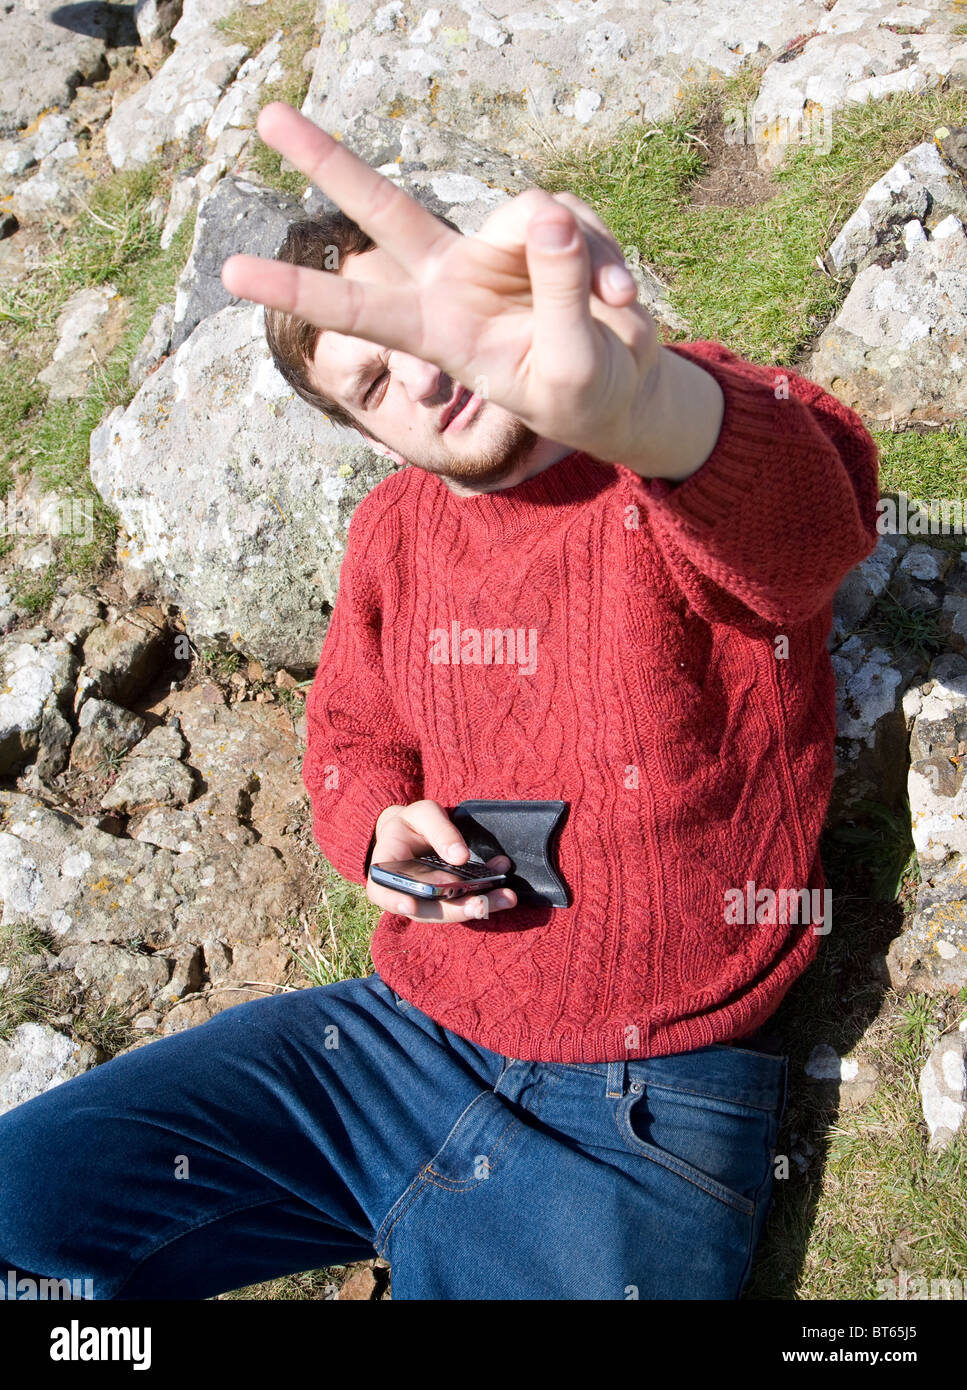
[448, 799, 569, 908]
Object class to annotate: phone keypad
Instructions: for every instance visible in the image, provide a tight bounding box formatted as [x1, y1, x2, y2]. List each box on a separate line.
[418, 852, 502, 880]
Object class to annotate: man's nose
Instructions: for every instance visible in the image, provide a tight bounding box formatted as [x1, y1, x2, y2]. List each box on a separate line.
[392, 351, 449, 404]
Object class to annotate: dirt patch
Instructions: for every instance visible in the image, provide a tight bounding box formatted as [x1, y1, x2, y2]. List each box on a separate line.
[680, 93, 782, 211]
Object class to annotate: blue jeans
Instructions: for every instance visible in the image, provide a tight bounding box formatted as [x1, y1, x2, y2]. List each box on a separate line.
[0, 973, 788, 1300]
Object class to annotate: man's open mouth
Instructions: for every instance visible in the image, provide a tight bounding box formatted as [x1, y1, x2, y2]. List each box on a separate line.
[442, 387, 474, 432]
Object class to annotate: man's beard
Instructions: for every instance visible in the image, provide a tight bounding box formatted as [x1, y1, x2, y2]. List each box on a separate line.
[436, 415, 539, 491]
[375, 413, 540, 493]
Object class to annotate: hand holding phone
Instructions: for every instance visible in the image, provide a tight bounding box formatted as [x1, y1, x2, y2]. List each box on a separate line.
[370, 851, 508, 901]
[365, 799, 517, 921]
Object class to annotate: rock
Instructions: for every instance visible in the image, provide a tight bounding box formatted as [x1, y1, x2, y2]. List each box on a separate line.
[0, 1, 135, 138]
[0, 790, 181, 947]
[206, 29, 284, 145]
[828, 631, 922, 824]
[0, 630, 78, 777]
[830, 531, 908, 648]
[157, 994, 217, 1032]
[752, 16, 967, 172]
[128, 301, 174, 391]
[9, 136, 95, 220]
[919, 1030, 967, 1151]
[804, 1042, 878, 1108]
[887, 860, 967, 995]
[0, 1022, 96, 1115]
[170, 176, 304, 353]
[337, 1265, 377, 1300]
[80, 605, 171, 707]
[302, 0, 829, 166]
[89, 301, 386, 670]
[135, 0, 184, 46]
[37, 286, 129, 401]
[886, 652, 967, 995]
[160, 172, 201, 249]
[129, 721, 188, 760]
[47, 592, 106, 646]
[105, 29, 250, 171]
[171, 0, 256, 44]
[826, 141, 967, 280]
[99, 754, 197, 812]
[809, 213, 967, 425]
[159, 943, 203, 1004]
[68, 697, 147, 774]
[34, 704, 74, 784]
[907, 653, 967, 869]
[55, 942, 171, 1011]
[2, 112, 71, 173]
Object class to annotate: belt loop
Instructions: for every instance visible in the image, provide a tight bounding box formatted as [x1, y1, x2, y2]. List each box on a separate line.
[605, 1059, 626, 1098]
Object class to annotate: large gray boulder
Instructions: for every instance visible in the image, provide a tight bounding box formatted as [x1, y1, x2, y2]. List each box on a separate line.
[104, 27, 250, 170]
[0, 0, 137, 137]
[90, 301, 385, 672]
[170, 176, 305, 353]
[810, 212, 967, 425]
[303, 0, 829, 165]
[752, 5, 967, 171]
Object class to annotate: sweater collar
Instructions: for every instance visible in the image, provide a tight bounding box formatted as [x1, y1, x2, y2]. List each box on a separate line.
[432, 448, 616, 539]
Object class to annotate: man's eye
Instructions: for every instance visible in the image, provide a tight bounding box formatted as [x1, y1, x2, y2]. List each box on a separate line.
[364, 370, 388, 404]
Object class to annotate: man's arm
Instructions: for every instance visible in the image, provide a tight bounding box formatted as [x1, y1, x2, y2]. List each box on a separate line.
[618, 344, 726, 484]
[619, 340, 882, 629]
[302, 506, 423, 887]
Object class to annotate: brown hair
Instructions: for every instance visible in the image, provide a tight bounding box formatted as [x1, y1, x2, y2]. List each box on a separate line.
[264, 205, 462, 438]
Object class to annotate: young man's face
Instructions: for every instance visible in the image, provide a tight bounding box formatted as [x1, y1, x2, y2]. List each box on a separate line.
[307, 245, 541, 493]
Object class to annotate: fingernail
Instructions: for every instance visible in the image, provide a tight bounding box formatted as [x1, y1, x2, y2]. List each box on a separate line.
[533, 220, 575, 250]
[470, 897, 488, 918]
[606, 263, 636, 293]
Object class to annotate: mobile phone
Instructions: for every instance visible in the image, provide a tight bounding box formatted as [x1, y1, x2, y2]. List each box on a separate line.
[369, 852, 509, 900]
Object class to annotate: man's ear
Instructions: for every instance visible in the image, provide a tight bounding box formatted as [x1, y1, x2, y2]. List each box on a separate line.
[363, 435, 407, 467]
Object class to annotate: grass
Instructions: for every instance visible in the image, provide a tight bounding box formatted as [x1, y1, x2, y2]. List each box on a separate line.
[536, 74, 967, 363]
[0, 921, 60, 1040]
[0, 161, 198, 599]
[216, 0, 317, 199]
[859, 589, 948, 665]
[289, 858, 379, 988]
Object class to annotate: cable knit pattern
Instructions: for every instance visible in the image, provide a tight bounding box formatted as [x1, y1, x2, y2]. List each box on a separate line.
[301, 339, 881, 1062]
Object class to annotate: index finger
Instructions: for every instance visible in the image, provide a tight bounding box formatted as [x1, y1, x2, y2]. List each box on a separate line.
[255, 102, 458, 278]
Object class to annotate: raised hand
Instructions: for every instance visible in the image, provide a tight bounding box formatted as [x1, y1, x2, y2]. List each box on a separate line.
[221, 102, 662, 466]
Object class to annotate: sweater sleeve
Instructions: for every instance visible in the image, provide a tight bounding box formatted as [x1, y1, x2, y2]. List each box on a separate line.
[631, 340, 881, 629]
[301, 502, 424, 887]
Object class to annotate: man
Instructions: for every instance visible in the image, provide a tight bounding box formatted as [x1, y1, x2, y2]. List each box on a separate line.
[0, 103, 880, 1301]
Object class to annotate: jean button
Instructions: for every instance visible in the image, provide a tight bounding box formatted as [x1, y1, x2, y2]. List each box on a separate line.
[630, 1080, 642, 1093]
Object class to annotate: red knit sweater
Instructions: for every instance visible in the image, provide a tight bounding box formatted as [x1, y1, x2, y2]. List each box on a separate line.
[302, 340, 881, 1062]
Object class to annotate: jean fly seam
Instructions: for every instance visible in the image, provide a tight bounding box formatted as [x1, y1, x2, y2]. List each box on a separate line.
[374, 1086, 509, 1254]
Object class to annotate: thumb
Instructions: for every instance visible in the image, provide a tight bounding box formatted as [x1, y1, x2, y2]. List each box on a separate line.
[526, 210, 597, 389]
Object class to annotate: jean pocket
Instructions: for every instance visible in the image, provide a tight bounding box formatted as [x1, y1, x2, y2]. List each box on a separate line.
[615, 1081, 777, 1218]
